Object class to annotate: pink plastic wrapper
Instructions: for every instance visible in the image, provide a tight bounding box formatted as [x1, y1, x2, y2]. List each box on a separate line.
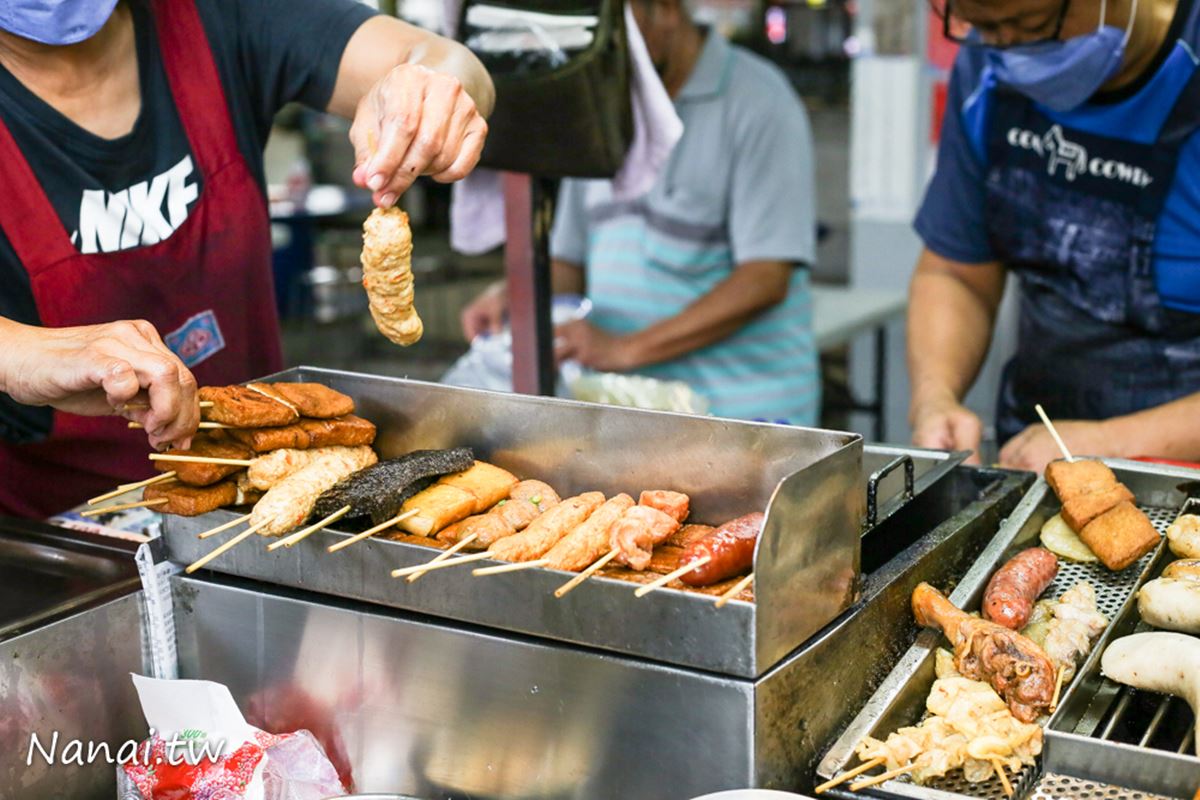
[117, 728, 345, 800]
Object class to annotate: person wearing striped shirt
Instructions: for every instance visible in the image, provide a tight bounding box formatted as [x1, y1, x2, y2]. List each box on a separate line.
[461, 0, 818, 424]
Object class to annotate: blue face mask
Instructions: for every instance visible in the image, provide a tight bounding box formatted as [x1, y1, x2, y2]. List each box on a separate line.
[0, 0, 120, 46]
[985, 0, 1138, 113]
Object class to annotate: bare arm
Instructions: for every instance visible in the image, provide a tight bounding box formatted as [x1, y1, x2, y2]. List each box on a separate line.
[624, 261, 791, 366]
[555, 261, 792, 371]
[907, 248, 1007, 457]
[1000, 392, 1200, 471]
[330, 16, 495, 206]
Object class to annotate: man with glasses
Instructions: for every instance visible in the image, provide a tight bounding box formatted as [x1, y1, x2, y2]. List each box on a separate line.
[908, 0, 1200, 470]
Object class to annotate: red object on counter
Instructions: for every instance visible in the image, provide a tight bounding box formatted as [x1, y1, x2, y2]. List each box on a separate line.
[0, 0, 282, 517]
[1133, 456, 1200, 469]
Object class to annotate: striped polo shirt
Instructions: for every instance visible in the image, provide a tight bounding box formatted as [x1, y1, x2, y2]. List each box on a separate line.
[550, 30, 818, 424]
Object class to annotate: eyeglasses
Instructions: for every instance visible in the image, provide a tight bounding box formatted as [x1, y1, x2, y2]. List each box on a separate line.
[932, 0, 1072, 48]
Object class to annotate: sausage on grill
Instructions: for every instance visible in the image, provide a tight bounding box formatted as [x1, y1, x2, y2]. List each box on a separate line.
[982, 547, 1059, 630]
[679, 512, 764, 586]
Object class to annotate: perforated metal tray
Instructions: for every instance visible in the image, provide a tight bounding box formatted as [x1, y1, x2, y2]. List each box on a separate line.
[816, 460, 1195, 800]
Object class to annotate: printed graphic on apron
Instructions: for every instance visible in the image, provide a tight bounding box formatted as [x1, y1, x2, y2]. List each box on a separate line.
[165, 310, 226, 367]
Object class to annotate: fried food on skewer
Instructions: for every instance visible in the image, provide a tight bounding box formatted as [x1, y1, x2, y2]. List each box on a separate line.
[362, 207, 422, 346]
[143, 479, 261, 517]
[312, 448, 476, 525]
[439, 461, 519, 513]
[246, 382, 355, 419]
[543, 493, 635, 571]
[396, 461, 520, 537]
[154, 435, 255, 486]
[438, 480, 561, 550]
[488, 493, 606, 562]
[912, 582, 1056, 722]
[229, 414, 377, 453]
[198, 385, 299, 428]
[610, 505, 681, 570]
[250, 446, 378, 537]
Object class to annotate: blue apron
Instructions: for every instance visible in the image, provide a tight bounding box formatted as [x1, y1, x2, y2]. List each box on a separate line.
[984, 77, 1200, 443]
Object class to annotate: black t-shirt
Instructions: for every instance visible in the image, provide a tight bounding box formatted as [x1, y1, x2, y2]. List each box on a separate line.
[0, 0, 376, 442]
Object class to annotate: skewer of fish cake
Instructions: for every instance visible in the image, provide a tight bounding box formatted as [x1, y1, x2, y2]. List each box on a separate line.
[187, 446, 376, 570]
[391, 493, 605, 578]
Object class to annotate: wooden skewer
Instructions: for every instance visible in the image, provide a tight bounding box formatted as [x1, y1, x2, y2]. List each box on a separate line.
[87, 471, 177, 505]
[121, 400, 214, 410]
[149, 453, 254, 467]
[129, 420, 230, 430]
[1049, 663, 1066, 713]
[554, 549, 619, 598]
[198, 513, 252, 539]
[391, 551, 490, 578]
[713, 572, 755, 609]
[327, 509, 420, 553]
[473, 558, 549, 576]
[813, 756, 885, 795]
[848, 763, 915, 792]
[185, 518, 270, 574]
[991, 758, 1013, 797]
[407, 534, 480, 582]
[79, 497, 168, 517]
[633, 555, 712, 598]
[1034, 403, 1075, 462]
[268, 505, 351, 550]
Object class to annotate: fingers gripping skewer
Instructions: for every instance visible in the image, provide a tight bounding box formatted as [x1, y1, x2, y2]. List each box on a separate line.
[406, 534, 479, 582]
[269, 505, 352, 550]
[848, 763, 916, 792]
[327, 509, 420, 553]
[554, 549, 618, 598]
[813, 756, 885, 795]
[634, 556, 712, 598]
[80, 497, 169, 517]
[149, 453, 254, 467]
[88, 471, 177, 505]
[713, 573, 754, 608]
[186, 518, 271, 574]
[473, 558, 549, 576]
[1034, 403, 1075, 462]
[198, 513, 252, 539]
[391, 551, 490, 578]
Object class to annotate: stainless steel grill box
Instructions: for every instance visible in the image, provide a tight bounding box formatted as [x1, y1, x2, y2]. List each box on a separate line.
[817, 460, 1200, 800]
[163, 367, 864, 678]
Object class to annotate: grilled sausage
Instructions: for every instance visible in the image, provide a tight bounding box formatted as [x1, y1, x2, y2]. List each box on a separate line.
[679, 512, 764, 587]
[982, 547, 1059, 630]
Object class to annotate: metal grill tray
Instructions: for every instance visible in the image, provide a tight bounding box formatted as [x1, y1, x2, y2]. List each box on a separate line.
[816, 460, 1199, 800]
[163, 367, 864, 679]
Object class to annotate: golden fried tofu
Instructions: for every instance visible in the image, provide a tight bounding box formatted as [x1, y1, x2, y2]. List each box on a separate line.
[1062, 483, 1135, 532]
[1079, 501, 1161, 571]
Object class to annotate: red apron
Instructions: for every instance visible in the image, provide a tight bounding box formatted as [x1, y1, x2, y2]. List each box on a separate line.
[0, 0, 283, 518]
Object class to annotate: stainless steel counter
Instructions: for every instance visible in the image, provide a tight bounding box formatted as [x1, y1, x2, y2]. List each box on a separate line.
[170, 466, 1031, 798]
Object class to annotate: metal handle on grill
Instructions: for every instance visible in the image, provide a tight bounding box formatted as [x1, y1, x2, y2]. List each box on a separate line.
[865, 454, 914, 529]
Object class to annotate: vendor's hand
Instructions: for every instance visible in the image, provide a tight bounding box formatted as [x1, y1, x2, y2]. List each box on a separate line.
[0, 319, 199, 450]
[460, 281, 507, 341]
[910, 393, 984, 464]
[350, 63, 487, 207]
[554, 320, 640, 372]
[999, 419, 1120, 473]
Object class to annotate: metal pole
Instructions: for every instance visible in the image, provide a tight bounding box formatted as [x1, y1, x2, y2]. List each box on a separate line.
[503, 173, 556, 395]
